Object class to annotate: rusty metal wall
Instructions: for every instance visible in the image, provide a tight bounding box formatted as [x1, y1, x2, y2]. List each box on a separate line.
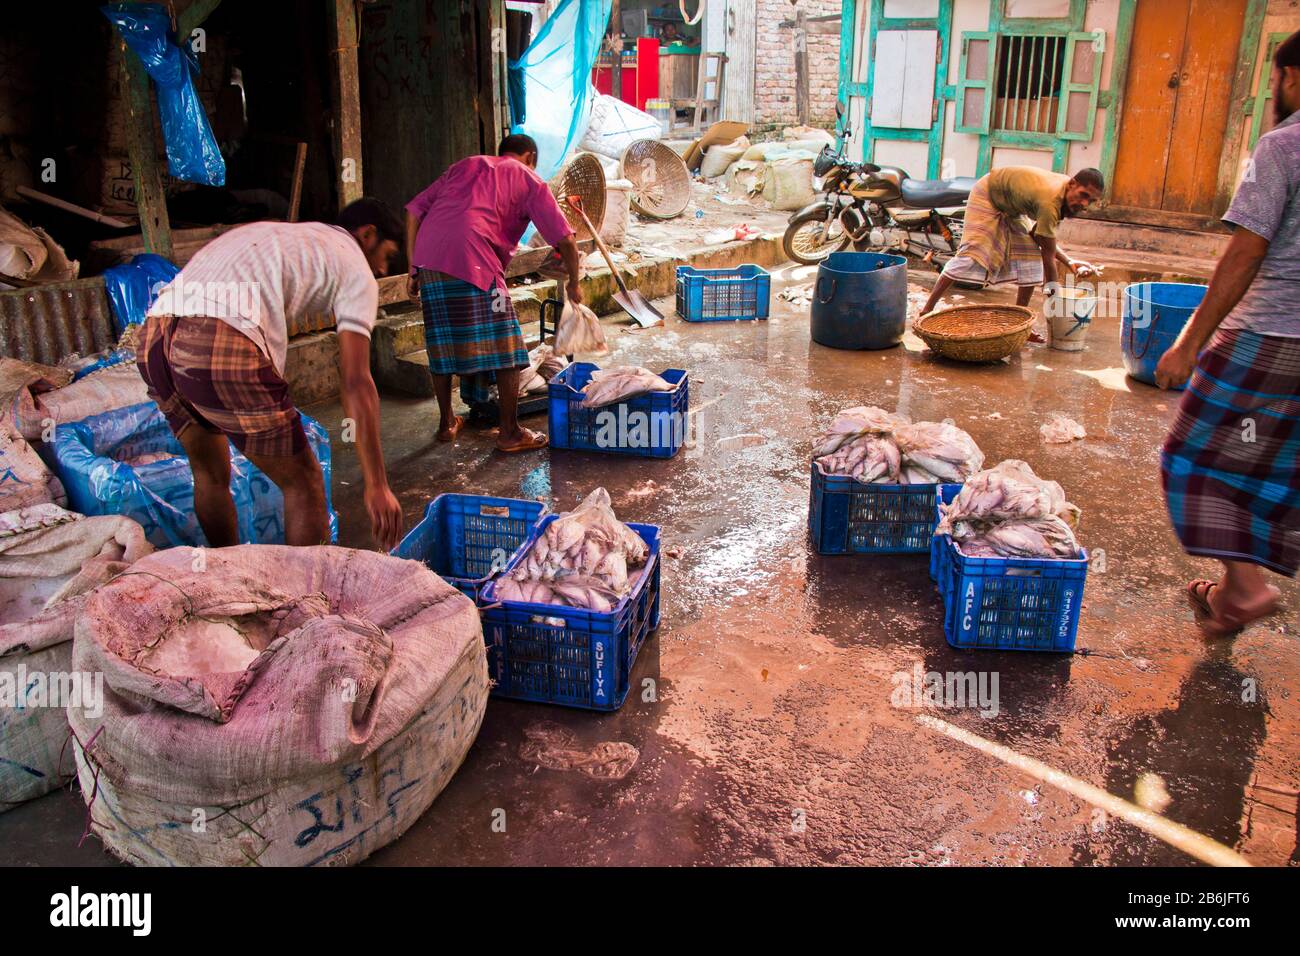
[0, 278, 118, 366]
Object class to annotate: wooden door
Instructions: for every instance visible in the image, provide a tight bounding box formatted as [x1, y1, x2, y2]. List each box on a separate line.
[1112, 0, 1249, 215]
[723, 0, 756, 123]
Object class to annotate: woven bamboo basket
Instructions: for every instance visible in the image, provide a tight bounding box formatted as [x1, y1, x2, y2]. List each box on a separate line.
[622, 139, 691, 219]
[549, 153, 606, 241]
[913, 304, 1037, 363]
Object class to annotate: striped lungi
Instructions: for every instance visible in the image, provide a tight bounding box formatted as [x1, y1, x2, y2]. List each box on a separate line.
[416, 268, 528, 376]
[1161, 329, 1300, 577]
[136, 314, 307, 458]
[941, 178, 1043, 287]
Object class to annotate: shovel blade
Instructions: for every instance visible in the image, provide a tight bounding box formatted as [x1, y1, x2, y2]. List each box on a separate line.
[615, 290, 664, 328]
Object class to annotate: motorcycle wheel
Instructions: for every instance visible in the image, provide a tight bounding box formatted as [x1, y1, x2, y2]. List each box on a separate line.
[783, 211, 850, 265]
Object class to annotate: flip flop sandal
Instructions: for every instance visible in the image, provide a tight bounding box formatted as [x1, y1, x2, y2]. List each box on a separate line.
[437, 416, 464, 442]
[1186, 580, 1242, 637]
[497, 429, 548, 454]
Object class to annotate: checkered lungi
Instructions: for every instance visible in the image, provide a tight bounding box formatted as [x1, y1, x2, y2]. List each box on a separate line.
[136, 314, 307, 458]
[941, 177, 1044, 287]
[1161, 329, 1300, 577]
[416, 269, 528, 376]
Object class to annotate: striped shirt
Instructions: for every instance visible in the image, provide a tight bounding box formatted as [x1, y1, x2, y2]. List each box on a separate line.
[146, 221, 379, 373]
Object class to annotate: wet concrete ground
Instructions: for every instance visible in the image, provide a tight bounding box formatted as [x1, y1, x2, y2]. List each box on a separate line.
[4, 263, 1296, 866]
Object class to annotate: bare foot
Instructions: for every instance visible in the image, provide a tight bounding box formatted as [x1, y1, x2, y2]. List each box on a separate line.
[437, 415, 464, 442]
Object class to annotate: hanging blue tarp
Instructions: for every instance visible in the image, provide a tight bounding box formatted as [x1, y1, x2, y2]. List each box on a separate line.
[508, 0, 612, 181]
[102, 2, 226, 186]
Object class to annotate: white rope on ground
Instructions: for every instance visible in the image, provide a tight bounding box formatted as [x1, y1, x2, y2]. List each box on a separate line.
[914, 713, 1252, 868]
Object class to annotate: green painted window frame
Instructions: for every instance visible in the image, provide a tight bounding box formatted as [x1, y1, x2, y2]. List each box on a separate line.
[838, 0, 954, 178]
[1248, 33, 1288, 149]
[962, 0, 1096, 174]
[1056, 31, 1103, 141]
[954, 31, 996, 134]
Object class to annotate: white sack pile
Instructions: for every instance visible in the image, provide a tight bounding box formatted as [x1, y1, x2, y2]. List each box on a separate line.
[67, 545, 489, 866]
[494, 488, 649, 612]
[936, 459, 1083, 559]
[813, 406, 984, 484]
[579, 365, 676, 408]
[518, 344, 569, 397]
[554, 299, 609, 356]
[6, 361, 148, 440]
[0, 505, 152, 812]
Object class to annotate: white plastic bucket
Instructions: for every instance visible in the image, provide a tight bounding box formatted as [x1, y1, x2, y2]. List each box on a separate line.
[1047, 287, 1096, 351]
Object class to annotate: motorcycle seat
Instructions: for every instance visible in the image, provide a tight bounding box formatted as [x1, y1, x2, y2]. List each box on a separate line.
[899, 176, 976, 208]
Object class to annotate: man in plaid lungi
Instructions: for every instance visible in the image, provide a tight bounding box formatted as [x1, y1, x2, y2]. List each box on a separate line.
[1157, 31, 1300, 636]
[405, 134, 582, 452]
[137, 200, 405, 550]
[920, 166, 1104, 332]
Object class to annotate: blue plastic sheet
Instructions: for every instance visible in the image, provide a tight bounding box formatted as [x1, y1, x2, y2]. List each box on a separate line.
[509, 0, 612, 181]
[103, 253, 179, 334]
[102, 2, 226, 186]
[53, 402, 338, 549]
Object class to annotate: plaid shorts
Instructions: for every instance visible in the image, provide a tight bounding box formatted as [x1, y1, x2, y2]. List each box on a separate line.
[417, 269, 528, 376]
[136, 314, 307, 458]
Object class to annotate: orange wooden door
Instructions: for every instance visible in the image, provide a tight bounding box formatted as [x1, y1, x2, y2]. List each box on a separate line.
[1112, 0, 1248, 215]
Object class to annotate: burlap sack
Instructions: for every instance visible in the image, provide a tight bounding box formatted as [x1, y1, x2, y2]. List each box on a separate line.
[68, 545, 489, 866]
[0, 506, 152, 812]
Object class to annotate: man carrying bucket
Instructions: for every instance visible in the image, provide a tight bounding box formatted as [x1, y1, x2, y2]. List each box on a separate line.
[1155, 30, 1300, 636]
[919, 166, 1104, 337]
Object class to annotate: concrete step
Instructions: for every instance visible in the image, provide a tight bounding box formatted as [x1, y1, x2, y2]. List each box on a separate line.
[1059, 216, 1228, 261]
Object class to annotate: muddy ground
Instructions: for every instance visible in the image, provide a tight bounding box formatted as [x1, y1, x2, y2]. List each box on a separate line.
[4, 263, 1296, 867]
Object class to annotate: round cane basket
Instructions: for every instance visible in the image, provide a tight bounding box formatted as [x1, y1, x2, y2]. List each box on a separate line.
[622, 139, 691, 219]
[549, 153, 606, 241]
[913, 305, 1037, 363]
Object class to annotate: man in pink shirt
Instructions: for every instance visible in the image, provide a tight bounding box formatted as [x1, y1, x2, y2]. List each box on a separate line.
[406, 134, 582, 452]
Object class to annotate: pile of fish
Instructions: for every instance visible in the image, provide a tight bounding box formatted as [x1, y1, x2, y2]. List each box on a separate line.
[813, 406, 985, 484]
[518, 345, 569, 397]
[936, 459, 1082, 559]
[492, 488, 649, 611]
[579, 366, 677, 408]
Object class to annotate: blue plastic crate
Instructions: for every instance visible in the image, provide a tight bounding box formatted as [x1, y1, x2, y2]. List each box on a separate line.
[391, 494, 547, 603]
[481, 518, 661, 710]
[809, 463, 959, 555]
[675, 264, 771, 322]
[548, 363, 688, 458]
[933, 532, 1088, 653]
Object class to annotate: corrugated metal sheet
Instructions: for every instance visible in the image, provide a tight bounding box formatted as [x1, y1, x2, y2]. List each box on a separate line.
[0, 277, 118, 365]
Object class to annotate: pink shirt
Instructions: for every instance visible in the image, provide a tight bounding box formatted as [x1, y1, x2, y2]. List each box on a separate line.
[405, 155, 574, 292]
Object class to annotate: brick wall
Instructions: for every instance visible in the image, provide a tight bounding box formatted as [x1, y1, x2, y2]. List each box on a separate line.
[753, 0, 842, 127]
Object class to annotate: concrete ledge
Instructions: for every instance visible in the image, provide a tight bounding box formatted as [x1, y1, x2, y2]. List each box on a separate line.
[362, 233, 786, 400]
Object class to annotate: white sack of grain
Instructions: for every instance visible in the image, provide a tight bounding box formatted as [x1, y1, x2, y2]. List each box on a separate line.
[764, 157, 816, 211]
[0, 505, 151, 812]
[601, 179, 634, 247]
[699, 136, 750, 179]
[67, 545, 489, 866]
[10, 363, 148, 441]
[0, 421, 65, 512]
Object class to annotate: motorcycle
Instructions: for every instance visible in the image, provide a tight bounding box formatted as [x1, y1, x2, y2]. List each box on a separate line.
[782, 102, 976, 267]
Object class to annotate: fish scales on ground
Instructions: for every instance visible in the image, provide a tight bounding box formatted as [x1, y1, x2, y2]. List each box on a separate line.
[937, 459, 1083, 559]
[494, 488, 647, 611]
[812, 406, 984, 484]
[578, 366, 676, 408]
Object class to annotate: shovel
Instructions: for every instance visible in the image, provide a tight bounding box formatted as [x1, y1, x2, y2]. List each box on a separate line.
[566, 195, 664, 328]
